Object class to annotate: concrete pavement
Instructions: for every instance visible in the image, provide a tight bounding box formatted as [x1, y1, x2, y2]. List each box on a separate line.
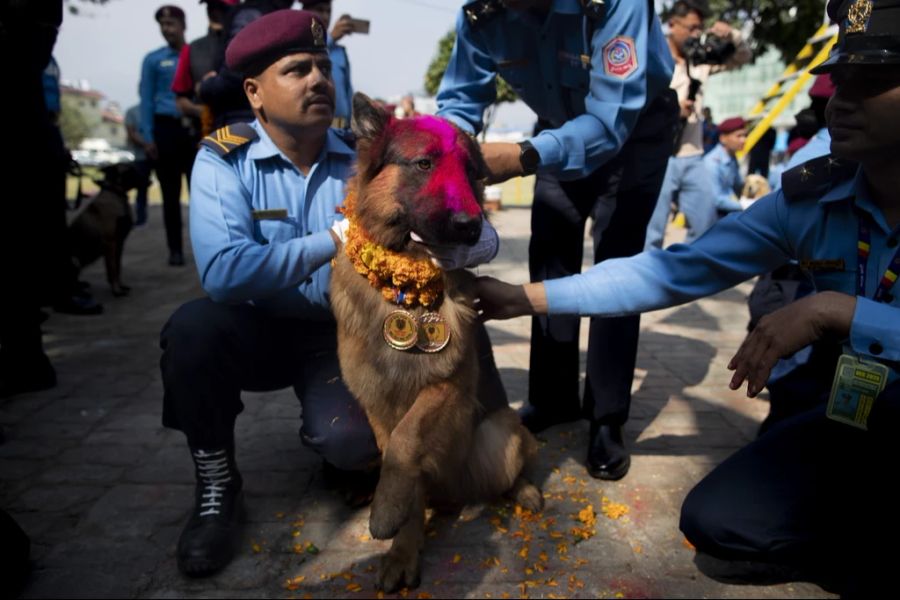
[0, 204, 835, 598]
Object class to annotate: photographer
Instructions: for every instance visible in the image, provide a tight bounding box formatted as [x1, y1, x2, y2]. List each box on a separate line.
[645, 0, 750, 250]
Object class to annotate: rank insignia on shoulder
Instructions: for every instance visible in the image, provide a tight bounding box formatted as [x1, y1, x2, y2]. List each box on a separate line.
[781, 154, 858, 201]
[201, 123, 258, 157]
[463, 0, 504, 29]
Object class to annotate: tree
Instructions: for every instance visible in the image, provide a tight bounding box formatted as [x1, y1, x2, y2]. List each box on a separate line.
[705, 0, 826, 62]
[424, 30, 517, 139]
[59, 96, 98, 148]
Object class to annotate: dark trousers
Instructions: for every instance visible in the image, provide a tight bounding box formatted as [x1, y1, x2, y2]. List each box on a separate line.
[680, 379, 900, 593]
[160, 299, 380, 471]
[528, 91, 678, 424]
[132, 159, 153, 225]
[153, 116, 196, 254]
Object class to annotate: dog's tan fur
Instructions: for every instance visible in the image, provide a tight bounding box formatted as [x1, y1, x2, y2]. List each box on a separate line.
[741, 173, 771, 201]
[329, 95, 541, 591]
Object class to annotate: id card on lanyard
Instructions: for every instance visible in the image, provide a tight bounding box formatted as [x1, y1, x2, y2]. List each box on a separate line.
[826, 217, 898, 429]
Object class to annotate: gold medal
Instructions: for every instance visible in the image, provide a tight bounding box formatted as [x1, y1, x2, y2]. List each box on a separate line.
[383, 310, 418, 350]
[416, 312, 451, 353]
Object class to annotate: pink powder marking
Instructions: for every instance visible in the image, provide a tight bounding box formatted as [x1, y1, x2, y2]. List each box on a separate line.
[401, 116, 481, 217]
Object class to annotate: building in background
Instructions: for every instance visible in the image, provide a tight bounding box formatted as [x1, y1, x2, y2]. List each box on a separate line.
[60, 80, 126, 148]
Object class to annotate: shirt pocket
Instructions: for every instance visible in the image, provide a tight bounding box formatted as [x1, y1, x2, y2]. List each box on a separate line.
[254, 217, 299, 245]
[811, 270, 856, 294]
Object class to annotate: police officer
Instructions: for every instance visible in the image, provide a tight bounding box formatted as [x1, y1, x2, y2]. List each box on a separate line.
[300, 0, 357, 129]
[160, 9, 502, 577]
[139, 5, 196, 266]
[703, 116, 746, 217]
[436, 0, 678, 481]
[476, 0, 900, 592]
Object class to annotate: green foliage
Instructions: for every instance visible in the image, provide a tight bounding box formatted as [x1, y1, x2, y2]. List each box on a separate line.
[705, 0, 826, 61]
[59, 96, 97, 148]
[424, 29, 517, 104]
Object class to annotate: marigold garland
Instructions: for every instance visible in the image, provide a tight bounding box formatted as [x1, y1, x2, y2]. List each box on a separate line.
[341, 193, 444, 308]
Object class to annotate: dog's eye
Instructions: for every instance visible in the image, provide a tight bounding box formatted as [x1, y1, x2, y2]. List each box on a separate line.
[416, 159, 433, 172]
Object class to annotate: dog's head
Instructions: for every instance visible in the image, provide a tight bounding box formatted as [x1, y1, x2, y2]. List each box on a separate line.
[98, 162, 143, 194]
[742, 173, 771, 200]
[349, 93, 486, 253]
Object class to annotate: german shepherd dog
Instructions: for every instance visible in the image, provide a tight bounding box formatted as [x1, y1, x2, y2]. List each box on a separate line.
[330, 94, 542, 592]
[67, 162, 140, 297]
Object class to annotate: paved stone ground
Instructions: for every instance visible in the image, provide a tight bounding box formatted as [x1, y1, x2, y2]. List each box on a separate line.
[0, 204, 836, 599]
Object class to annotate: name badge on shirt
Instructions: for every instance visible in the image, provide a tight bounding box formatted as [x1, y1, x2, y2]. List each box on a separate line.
[252, 209, 289, 220]
[800, 258, 846, 271]
[826, 353, 888, 430]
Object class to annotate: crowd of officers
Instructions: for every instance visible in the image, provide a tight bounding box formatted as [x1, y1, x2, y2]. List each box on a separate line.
[3, 0, 900, 596]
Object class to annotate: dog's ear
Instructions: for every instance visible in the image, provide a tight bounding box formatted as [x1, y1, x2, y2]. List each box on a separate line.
[351, 92, 388, 142]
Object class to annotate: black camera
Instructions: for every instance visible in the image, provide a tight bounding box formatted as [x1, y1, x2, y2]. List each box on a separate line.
[683, 33, 736, 65]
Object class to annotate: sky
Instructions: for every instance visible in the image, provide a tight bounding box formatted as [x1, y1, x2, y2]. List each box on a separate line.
[54, 0, 537, 131]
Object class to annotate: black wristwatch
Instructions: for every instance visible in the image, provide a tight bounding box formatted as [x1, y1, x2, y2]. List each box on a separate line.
[518, 140, 540, 176]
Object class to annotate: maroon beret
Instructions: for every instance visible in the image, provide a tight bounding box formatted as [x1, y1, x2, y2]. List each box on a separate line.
[226, 9, 328, 75]
[808, 74, 835, 99]
[155, 5, 185, 23]
[717, 117, 747, 134]
[788, 137, 809, 155]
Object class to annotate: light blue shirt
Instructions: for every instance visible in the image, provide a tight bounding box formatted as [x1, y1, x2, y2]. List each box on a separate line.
[189, 121, 353, 320]
[787, 127, 831, 170]
[328, 41, 353, 126]
[139, 45, 182, 143]
[703, 143, 743, 213]
[545, 166, 900, 376]
[436, 0, 673, 180]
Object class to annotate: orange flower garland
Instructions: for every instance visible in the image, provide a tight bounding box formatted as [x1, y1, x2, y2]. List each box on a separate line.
[341, 193, 444, 308]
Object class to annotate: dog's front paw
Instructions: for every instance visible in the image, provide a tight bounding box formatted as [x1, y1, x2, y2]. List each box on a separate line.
[369, 470, 417, 540]
[377, 547, 421, 592]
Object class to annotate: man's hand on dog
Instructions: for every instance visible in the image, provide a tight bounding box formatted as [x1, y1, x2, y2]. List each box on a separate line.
[480, 142, 525, 185]
[329, 218, 350, 247]
[475, 276, 547, 321]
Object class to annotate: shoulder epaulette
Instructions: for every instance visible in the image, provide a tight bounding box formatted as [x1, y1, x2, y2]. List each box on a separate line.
[463, 0, 504, 29]
[781, 154, 858, 201]
[200, 122, 258, 158]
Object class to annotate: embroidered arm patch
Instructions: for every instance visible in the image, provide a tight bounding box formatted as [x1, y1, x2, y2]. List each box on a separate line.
[603, 36, 637, 79]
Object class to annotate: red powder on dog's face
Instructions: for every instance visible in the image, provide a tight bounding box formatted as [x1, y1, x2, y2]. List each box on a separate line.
[389, 116, 482, 218]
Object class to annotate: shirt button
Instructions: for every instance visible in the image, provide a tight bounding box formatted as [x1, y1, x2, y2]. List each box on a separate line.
[546, 83, 553, 90]
[305, 278, 313, 284]
[888, 237, 899, 248]
[306, 231, 313, 236]
[870, 342, 884, 355]
[884, 292, 895, 303]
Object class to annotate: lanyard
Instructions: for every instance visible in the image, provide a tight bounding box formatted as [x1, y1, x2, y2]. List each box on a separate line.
[857, 218, 900, 302]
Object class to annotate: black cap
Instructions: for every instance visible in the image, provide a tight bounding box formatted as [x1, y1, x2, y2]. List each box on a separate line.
[155, 5, 186, 23]
[812, 0, 900, 73]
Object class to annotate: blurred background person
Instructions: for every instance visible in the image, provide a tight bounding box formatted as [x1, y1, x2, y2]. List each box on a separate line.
[644, 0, 750, 250]
[140, 5, 196, 266]
[300, 0, 360, 130]
[125, 100, 153, 227]
[704, 116, 747, 218]
[171, 0, 237, 137]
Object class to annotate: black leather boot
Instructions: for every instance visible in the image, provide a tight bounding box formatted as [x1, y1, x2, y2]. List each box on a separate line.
[177, 448, 244, 577]
[586, 423, 630, 481]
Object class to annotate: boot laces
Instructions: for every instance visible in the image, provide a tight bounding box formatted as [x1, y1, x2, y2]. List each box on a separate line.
[194, 449, 232, 517]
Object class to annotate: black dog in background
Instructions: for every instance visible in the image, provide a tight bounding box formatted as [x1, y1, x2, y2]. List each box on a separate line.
[67, 162, 141, 297]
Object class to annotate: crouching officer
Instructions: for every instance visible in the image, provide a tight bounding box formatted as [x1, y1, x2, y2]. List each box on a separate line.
[159, 9, 503, 577]
[476, 0, 900, 593]
[436, 0, 679, 481]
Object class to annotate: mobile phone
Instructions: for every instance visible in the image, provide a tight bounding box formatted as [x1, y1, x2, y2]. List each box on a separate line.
[348, 18, 370, 34]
